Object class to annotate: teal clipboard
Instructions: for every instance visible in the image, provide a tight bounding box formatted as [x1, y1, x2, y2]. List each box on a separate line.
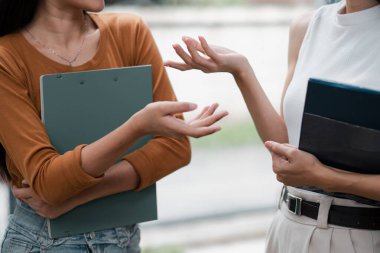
[40, 65, 157, 238]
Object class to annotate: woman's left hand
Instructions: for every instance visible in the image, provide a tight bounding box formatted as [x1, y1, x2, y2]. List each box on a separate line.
[12, 180, 72, 219]
[265, 141, 329, 188]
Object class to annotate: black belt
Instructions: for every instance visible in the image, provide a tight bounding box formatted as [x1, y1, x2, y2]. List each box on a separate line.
[280, 187, 380, 230]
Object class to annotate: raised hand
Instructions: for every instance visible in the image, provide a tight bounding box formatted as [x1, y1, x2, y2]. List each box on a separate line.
[131, 101, 228, 139]
[165, 36, 250, 77]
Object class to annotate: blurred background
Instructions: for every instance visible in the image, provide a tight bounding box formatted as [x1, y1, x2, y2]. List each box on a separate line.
[0, 0, 341, 252]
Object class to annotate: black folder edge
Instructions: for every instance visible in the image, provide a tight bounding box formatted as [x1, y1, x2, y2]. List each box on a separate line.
[298, 78, 380, 206]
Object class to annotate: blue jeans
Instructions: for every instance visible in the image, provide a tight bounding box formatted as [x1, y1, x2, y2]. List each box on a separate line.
[1, 201, 141, 252]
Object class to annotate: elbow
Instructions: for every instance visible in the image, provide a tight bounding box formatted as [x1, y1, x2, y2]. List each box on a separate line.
[259, 120, 289, 144]
[30, 168, 78, 206]
[26, 147, 101, 206]
[28, 161, 70, 205]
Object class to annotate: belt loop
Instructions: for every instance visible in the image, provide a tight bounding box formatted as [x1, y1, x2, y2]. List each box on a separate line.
[317, 195, 333, 229]
[278, 185, 286, 209]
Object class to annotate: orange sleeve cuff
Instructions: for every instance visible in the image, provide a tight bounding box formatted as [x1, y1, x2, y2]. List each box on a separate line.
[67, 144, 104, 189]
[123, 148, 153, 191]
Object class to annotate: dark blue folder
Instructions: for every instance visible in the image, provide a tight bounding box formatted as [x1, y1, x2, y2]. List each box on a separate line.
[299, 78, 380, 174]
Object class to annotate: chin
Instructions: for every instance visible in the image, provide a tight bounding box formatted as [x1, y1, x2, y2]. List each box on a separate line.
[86, 1, 105, 12]
[76, 0, 104, 13]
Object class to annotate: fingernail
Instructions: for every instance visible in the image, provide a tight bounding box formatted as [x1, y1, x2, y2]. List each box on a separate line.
[213, 126, 221, 133]
[265, 141, 273, 148]
[189, 103, 197, 110]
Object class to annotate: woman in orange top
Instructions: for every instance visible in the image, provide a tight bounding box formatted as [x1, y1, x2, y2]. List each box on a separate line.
[0, 0, 227, 252]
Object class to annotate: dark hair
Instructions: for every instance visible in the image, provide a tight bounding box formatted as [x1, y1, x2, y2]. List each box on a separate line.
[0, 0, 39, 37]
[0, 146, 9, 182]
[0, 0, 40, 182]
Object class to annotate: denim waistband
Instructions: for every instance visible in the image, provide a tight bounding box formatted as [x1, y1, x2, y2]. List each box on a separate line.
[8, 200, 139, 249]
[11, 200, 47, 234]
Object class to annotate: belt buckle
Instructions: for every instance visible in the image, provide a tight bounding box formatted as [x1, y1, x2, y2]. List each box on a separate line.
[286, 192, 303, 216]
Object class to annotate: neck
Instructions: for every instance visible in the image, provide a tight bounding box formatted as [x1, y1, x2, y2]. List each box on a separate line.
[27, 1, 87, 46]
[344, 0, 379, 14]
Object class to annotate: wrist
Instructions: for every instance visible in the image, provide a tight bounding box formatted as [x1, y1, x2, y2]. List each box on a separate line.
[314, 164, 342, 192]
[231, 57, 253, 80]
[126, 111, 148, 138]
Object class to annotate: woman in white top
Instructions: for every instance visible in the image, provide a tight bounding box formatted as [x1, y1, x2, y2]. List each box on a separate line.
[166, 0, 380, 252]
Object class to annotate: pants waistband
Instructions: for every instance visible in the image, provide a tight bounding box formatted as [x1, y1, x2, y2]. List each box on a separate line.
[10, 200, 47, 234]
[280, 186, 380, 230]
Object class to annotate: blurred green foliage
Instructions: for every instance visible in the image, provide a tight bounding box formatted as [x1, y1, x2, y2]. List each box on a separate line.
[191, 120, 261, 148]
[144, 246, 184, 253]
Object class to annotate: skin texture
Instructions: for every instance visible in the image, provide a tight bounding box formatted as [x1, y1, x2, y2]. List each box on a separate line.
[14, 103, 228, 219]
[11, 0, 228, 217]
[164, 0, 380, 201]
[15, 0, 380, 217]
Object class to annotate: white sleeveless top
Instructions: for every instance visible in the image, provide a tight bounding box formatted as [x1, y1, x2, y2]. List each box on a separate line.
[283, 1, 380, 205]
[284, 0, 380, 147]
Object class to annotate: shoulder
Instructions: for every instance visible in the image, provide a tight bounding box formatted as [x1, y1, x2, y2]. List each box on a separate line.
[288, 2, 342, 61]
[289, 2, 342, 40]
[0, 37, 20, 70]
[0, 35, 27, 81]
[289, 11, 314, 48]
[0, 34, 19, 59]
[287, 10, 317, 67]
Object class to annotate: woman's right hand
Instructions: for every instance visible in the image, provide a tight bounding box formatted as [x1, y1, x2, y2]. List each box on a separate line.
[165, 36, 251, 78]
[130, 101, 228, 138]
[12, 180, 73, 219]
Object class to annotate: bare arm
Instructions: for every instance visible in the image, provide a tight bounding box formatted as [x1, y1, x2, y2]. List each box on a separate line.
[165, 12, 313, 144]
[13, 161, 138, 219]
[13, 104, 228, 218]
[280, 12, 314, 116]
[266, 141, 380, 201]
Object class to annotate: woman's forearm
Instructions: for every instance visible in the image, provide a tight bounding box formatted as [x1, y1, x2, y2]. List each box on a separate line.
[60, 160, 139, 213]
[318, 165, 380, 201]
[80, 118, 142, 178]
[166, 36, 288, 143]
[266, 142, 380, 201]
[233, 62, 288, 143]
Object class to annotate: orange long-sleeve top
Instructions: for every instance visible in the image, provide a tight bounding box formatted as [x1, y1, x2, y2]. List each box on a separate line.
[0, 13, 191, 205]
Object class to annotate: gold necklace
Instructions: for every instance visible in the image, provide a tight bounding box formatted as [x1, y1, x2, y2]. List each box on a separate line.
[25, 16, 89, 67]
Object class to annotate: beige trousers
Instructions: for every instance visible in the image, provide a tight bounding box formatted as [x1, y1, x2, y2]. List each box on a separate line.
[265, 187, 380, 253]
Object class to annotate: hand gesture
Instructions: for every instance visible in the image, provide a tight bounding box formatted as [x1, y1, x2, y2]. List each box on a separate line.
[165, 36, 250, 77]
[264, 141, 327, 188]
[132, 101, 228, 138]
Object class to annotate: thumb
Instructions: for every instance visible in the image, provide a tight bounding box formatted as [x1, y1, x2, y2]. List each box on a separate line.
[159, 101, 198, 115]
